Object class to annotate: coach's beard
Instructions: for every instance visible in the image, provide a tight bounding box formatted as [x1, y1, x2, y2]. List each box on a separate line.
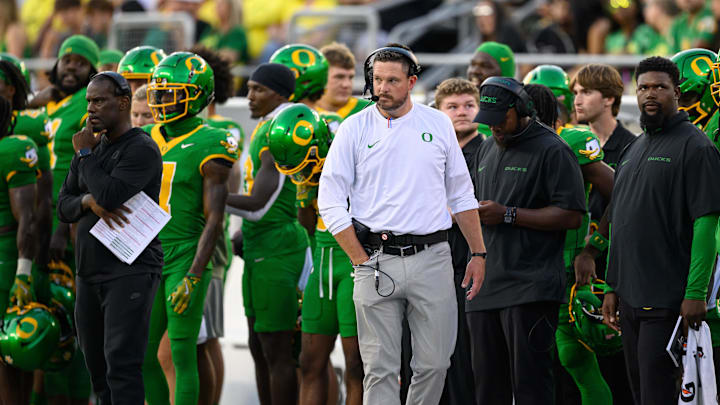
[377, 93, 408, 113]
[640, 109, 666, 133]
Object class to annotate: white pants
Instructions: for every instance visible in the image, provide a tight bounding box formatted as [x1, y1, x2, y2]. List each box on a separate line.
[353, 241, 458, 405]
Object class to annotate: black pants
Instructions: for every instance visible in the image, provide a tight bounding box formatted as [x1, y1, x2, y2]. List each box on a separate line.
[466, 302, 559, 405]
[619, 300, 680, 405]
[75, 272, 160, 405]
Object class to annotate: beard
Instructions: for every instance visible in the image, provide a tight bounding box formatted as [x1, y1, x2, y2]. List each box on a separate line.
[640, 109, 666, 133]
[376, 93, 408, 112]
[57, 72, 88, 95]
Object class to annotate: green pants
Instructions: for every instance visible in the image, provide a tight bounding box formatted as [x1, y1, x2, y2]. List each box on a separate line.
[143, 240, 212, 405]
[556, 272, 613, 405]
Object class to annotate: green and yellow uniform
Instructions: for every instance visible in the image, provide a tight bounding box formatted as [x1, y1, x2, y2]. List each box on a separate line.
[46, 88, 88, 199]
[670, 6, 717, 53]
[627, 24, 671, 56]
[704, 111, 720, 150]
[13, 109, 51, 173]
[207, 114, 245, 281]
[318, 96, 372, 121]
[555, 126, 613, 405]
[0, 135, 38, 313]
[242, 119, 310, 333]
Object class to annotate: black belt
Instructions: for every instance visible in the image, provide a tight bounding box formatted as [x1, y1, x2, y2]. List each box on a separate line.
[364, 229, 448, 257]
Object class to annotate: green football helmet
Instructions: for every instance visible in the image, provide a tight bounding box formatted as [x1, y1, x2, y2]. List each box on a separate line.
[47, 263, 75, 320]
[0, 303, 60, 371]
[0, 53, 30, 89]
[523, 64, 574, 115]
[41, 260, 77, 371]
[117, 46, 167, 82]
[673, 48, 717, 128]
[267, 104, 332, 186]
[147, 52, 215, 123]
[42, 303, 76, 371]
[270, 44, 328, 102]
[569, 280, 622, 357]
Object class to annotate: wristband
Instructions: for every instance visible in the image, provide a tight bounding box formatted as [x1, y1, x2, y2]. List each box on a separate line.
[588, 231, 609, 252]
[471, 252, 487, 259]
[17, 258, 32, 277]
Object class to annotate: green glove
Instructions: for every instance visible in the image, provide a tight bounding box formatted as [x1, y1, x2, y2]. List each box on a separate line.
[11, 274, 34, 307]
[168, 274, 202, 315]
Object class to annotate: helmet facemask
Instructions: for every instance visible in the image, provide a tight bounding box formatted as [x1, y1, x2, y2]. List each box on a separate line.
[147, 80, 201, 123]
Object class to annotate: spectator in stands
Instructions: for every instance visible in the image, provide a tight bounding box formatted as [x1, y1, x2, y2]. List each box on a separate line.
[85, 0, 114, 49]
[38, 0, 84, 60]
[473, 1, 527, 53]
[165, 0, 212, 43]
[199, 0, 250, 65]
[99, 49, 123, 72]
[0, 0, 28, 58]
[670, 0, 715, 52]
[604, 0, 641, 54]
[627, 0, 676, 56]
[531, 0, 577, 53]
[242, 0, 284, 61]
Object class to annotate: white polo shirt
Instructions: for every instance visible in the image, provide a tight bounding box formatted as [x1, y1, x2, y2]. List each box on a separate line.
[318, 102, 478, 236]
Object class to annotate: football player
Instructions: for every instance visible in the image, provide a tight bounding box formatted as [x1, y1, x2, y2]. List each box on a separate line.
[316, 42, 372, 119]
[117, 45, 167, 94]
[672, 49, 719, 132]
[141, 52, 238, 405]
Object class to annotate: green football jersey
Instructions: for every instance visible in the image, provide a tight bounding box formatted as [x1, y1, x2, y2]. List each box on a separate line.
[46, 88, 88, 198]
[557, 125, 604, 268]
[146, 118, 239, 244]
[627, 24, 671, 56]
[0, 135, 39, 228]
[208, 114, 246, 152]
[704, 110, 720, 150]
[241, 119, 309, 259]
[318, 97, 372, 120]
[670, 7, 716, 52]
[13, 109, 51, 173]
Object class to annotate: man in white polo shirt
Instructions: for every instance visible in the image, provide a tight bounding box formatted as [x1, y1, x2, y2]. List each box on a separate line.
[318, 44, 486, 405]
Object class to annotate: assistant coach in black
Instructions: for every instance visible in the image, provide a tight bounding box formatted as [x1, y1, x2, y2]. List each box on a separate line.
[57, 72, 163, 405]
[469, 77, 586, 405]
[602, 57, 720, 405]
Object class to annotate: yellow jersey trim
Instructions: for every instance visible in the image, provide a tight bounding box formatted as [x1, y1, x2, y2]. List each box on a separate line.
[198, 154, 238, 176]
[150, 124, 204, 156]
[46, 94, 73, 117]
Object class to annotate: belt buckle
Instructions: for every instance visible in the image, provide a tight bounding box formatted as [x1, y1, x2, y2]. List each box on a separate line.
[399, 245, 416, 257]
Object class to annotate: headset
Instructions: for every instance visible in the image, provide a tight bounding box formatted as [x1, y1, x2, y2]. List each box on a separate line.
[480, 76, 536, 118]
[90, 71, 132, 98]
[363, 46, 421, 101]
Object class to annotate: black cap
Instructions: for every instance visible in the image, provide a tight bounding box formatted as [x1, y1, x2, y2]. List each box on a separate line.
[250, 63, 296, 99]
[474, 84, 517, 126]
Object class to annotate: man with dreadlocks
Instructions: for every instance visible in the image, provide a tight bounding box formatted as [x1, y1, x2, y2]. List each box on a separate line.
[526, 83, 617, 405]
[0, 93, 40, 404]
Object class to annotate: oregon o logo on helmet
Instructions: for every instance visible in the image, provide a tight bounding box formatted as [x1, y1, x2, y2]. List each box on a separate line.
[150, 51, 161, 66]
[16, 317, 38, 339]
[691, 56, 714, 76]
[184, 56, 207, 75]
[421, 132, 433, 142]
[292, 120, 314, 146]
[291, 49, 316, 68]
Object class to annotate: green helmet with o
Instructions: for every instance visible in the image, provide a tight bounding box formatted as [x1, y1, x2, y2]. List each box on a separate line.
[270, 44, 328, 103]
[523, 65, 574, 116]
[569, 280, 623, 356]
[0, 303, 60, 371]
[673, 48, 718, 128]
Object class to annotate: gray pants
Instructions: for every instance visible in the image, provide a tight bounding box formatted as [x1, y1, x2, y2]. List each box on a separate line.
[353, 241, 457, 405]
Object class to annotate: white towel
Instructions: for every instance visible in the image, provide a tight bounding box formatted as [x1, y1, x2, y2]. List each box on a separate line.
[679, 321, 717, 404]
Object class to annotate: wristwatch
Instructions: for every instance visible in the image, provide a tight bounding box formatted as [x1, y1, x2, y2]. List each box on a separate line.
[77, 148, 92, 159]
[504, 206, 517, 225]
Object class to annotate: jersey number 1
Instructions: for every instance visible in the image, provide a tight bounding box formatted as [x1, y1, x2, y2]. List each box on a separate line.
[160, 162, 177, 214]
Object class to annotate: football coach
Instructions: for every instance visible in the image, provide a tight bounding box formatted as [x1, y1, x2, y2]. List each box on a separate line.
[318, 44, 486, 405]
[57, 71, 163, 405]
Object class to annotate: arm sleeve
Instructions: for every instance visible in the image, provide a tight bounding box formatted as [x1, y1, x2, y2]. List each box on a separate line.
[545, 144, 587, 212]
[57, 156, 85, 223]
[318, 120, 355, 235]
[78, 142, 161, 211]
[685, 214, 719, 300]
[685, 143, 720, 220]
[444, 126, 479, 214]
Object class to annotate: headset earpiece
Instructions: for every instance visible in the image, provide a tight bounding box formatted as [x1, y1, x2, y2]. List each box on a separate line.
[363, 46, 421, 101]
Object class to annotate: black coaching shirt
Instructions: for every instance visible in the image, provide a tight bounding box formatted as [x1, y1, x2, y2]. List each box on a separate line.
[449, 135, 484, 269]
[467, 120, 586, 311]
[607, 111, 720, 311]
[57, 128, 164, 283]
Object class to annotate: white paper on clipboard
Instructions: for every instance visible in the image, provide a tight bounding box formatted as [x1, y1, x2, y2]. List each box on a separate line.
[666, 316, 686, 368]
[89, 191, 170, 264]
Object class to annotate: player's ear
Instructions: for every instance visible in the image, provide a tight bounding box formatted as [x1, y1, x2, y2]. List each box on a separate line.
[119, 95, 131, 112]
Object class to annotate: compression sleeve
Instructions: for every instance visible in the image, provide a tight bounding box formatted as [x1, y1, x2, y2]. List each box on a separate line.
[685, 214, 720, 300]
